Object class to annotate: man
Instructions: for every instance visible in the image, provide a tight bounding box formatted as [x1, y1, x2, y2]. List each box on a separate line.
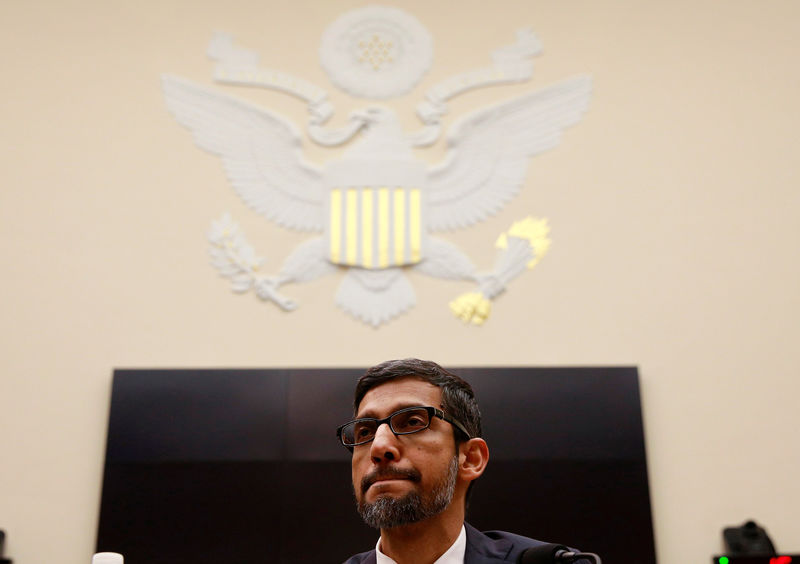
[338, 359, 588, 564]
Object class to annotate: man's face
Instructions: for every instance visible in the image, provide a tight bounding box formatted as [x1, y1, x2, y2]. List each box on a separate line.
[351, 377, 459, 528]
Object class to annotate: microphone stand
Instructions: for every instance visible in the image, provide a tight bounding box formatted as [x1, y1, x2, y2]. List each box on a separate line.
[555, 549, 602, 564]
[518, 543, 602, 564]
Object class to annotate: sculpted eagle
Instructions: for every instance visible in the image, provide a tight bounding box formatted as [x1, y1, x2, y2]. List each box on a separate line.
[162, 36, 590, 326]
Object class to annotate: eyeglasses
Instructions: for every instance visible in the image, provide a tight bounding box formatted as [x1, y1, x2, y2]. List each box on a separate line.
[336, 405, 472, 449]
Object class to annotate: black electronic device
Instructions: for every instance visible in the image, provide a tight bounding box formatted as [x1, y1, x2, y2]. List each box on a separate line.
[712, 556, 799, 564]
[724, 521, 777, 556]
[97, 367, 655, 563]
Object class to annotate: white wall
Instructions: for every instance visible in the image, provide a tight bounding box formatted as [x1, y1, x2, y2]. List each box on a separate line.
[1, 1, 798, 562]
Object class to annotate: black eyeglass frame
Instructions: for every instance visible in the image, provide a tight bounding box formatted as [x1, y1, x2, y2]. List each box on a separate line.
[336, 405, 473, 451]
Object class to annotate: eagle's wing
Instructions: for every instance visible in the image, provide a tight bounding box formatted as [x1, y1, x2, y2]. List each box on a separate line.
[162, 74, 325, 231]
[427, 75, 591, 231]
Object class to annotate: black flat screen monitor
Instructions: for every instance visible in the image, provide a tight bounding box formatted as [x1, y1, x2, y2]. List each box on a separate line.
[97, 367, 656, 563]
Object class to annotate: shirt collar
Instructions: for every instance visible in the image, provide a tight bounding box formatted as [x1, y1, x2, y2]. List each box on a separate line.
[375, 524, 467, 564]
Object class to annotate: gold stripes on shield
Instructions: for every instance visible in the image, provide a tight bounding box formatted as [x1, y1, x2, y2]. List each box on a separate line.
[329, 187, 421, 268]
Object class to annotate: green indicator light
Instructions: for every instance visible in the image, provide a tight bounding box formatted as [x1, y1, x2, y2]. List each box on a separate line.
[719, 558, 729, 564]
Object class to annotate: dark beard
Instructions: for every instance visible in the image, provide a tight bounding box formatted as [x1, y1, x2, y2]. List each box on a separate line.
[357, 456, 458, 529]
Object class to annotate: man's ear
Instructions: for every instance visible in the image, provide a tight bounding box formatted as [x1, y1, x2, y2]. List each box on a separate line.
[458, 438, 489, 482]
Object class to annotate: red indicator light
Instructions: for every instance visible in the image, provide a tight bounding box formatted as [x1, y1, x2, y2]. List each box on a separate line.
[770, 557, 792, 564]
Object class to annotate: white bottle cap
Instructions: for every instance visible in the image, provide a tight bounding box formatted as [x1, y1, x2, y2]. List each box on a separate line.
[92, 553, 124, 564]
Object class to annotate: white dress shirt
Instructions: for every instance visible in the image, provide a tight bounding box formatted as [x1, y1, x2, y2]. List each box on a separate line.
[375, 524, 467, 564]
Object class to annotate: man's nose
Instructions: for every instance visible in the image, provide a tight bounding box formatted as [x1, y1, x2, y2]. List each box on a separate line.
[369, 422, 401, 462]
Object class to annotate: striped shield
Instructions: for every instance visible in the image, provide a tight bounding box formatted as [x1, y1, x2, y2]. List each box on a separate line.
[327, 186, 425, 269]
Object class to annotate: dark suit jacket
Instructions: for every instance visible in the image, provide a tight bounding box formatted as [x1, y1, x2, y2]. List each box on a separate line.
[341, 522, 582, 563]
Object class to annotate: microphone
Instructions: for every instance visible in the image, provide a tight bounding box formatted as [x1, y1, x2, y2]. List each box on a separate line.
[518, 543, 602, 564]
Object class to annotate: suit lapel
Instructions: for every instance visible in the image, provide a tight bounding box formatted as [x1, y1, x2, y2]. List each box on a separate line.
[464, 523, 514, 563]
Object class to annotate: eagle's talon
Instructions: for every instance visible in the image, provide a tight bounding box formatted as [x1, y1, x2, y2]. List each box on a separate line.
[255, 277, 297, 311]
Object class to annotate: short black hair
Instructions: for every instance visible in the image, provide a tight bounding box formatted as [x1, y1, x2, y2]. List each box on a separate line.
[354, 358, 482, 442]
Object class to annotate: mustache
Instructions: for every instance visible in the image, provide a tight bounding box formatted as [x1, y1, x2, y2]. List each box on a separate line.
[361, 467, 421, 494]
